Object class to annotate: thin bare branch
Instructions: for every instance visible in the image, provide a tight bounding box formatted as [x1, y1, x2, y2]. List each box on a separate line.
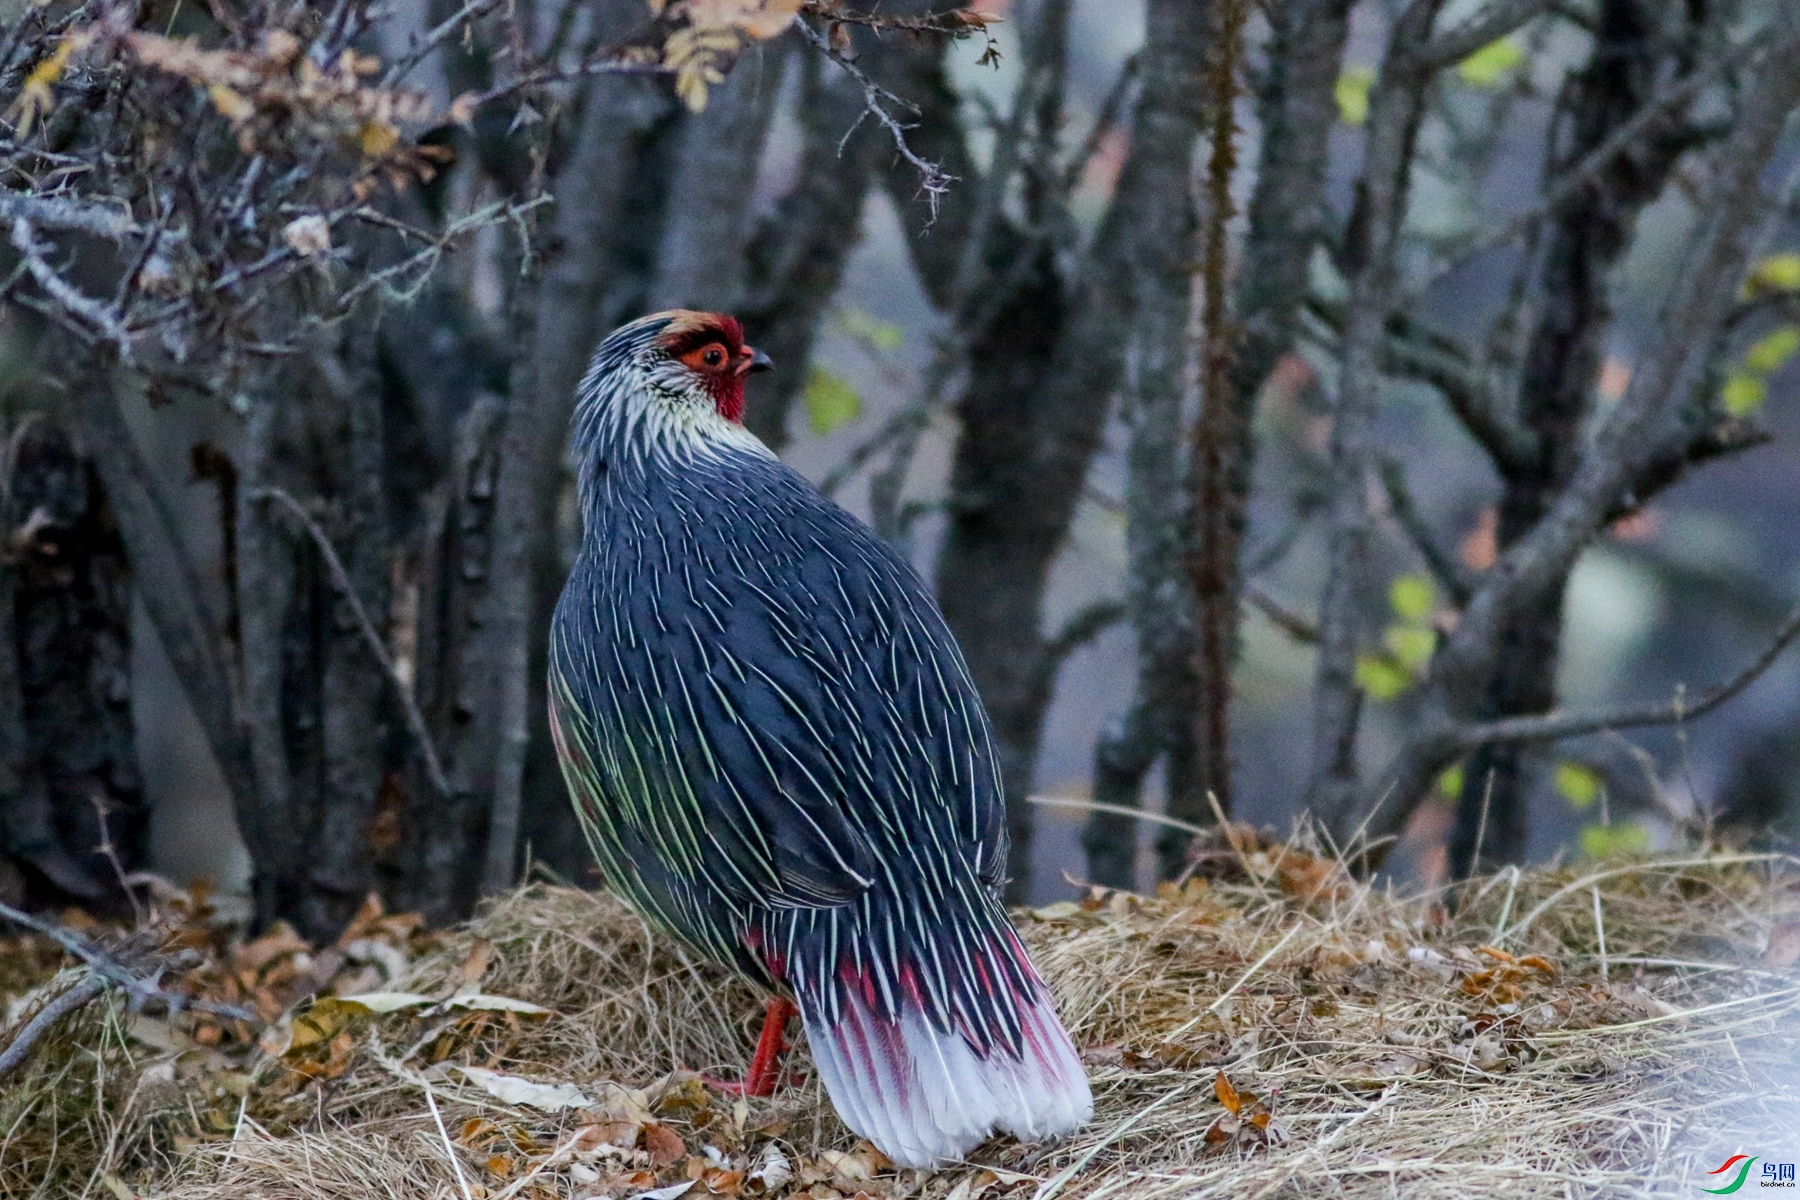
[0, 194, 138, 239]
[0, 973, 106, 1082]
[1378, 456, 1472, 606]
[381, 0, 509, 87]
[1416, 0, 1557, 70]
[1042, 599, 1128, 672]
[795, 18, 953, 215]
[250, 487, 452, 802]
[1245, 585, 1320, 644]
[10, 218, 130, 351]
[1412, 38, 1754, 302]
[0, 900, 258, 1023]
[1454, 595, 1800, 747]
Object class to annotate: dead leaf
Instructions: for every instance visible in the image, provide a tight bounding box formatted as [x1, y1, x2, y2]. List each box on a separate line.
[1213, 1070, 1241, 1114]
[447, 992, 551, 1015]
[628, 1183, 694, 1200]
[453, 939, 496, 987]
[235, 923, 311, 973]
[574, 1120, 641, 1152]
[282, 215, 332, 257]
[1764, 921, 1800, 968]
[748, 1145, 792, 1190]
[643, 1121, 686, 1167]
[1272, 849, 1352, 903]
[338, 991, 433, 1013]
[458, 1066, 592, 1111]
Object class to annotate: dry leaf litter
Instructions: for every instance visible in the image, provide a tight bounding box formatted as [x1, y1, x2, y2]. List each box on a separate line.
[1, 827, 1795, 1199]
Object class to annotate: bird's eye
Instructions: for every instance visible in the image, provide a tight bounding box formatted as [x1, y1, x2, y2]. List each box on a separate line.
[678, 340, 734, 373]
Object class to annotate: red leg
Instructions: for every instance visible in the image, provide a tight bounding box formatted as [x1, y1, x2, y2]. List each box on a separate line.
[704, 995, 798, 1097]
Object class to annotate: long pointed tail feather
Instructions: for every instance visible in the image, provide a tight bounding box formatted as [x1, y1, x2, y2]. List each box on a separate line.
[800, 981, 1092, 1168]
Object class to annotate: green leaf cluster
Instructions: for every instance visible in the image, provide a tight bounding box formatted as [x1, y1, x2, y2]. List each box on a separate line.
[1722, 325, 1799, 416]
[1458, 38, 1524, 88]
[1355, 574, 1438, 700]
[804, 366, 862, 435]
[1578, 821, 1648, 859]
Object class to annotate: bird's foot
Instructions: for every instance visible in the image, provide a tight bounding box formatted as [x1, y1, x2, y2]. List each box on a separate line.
[702, 995, 798, 1098]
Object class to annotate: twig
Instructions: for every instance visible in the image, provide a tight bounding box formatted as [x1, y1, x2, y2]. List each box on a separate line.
[0, 900, 257, 1022]
[10, 217, 131, 353]
[0, 973, 107, 1082]
[1038, 599, 1127, 675]
[333, 199, 544, 312]
[1407, 39, 1753, 305]
[1591, 886, 1608, 983]
[1453, 594, 1800, 748]
[1244, 585, 1319, 644]
[795, 18, 953, 216]
[1377, 456, 1472, 606]
[424, 1081, 476, 1200]
[381, 0, 509, 87]
[1026, 795, 1216, 841]
[0, 194, 139, 240]
[250, 487, 451, 801]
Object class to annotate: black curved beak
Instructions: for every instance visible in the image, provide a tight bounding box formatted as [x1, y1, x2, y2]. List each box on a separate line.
[748, 347, 773, 373]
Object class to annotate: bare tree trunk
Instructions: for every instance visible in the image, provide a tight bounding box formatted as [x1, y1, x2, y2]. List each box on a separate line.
[930, 0, 1213, 898]
[1450, 0, 1694, 873]
[0, 418, 140, 911]
[1308, 0, 1444, 817]
[411, 394, 506, 923]
[70, 358, 267, 912]
[1085, 0, 1350, 884]
[296, 325, 393, 937]
[479, 51, 677, 895]
[651, 40, 791, 312]
[233, 396, 298, 921]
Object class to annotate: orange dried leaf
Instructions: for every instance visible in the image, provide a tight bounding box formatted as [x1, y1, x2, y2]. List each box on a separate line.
[706, 1167, 746, 1195]
[1213, 1070, 1241, 1114]
[643, 1122, 686, 1167]
[458, 1118, 498, 1146]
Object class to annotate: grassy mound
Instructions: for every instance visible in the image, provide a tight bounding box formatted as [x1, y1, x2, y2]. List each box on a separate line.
[1, 838, 1795, 1199]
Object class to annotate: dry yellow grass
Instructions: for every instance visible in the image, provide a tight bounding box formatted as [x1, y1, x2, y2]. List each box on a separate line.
[2, 839, 1796, 1200]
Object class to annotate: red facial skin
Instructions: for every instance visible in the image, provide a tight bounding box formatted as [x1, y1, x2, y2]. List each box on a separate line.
[658, 314, 762, 424]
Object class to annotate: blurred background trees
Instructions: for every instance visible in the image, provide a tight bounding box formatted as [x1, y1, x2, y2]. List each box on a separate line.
[2, 0, 1799, 937]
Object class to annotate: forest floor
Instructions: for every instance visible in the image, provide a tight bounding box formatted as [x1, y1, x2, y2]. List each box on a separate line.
[2, 831, 1796, 1200]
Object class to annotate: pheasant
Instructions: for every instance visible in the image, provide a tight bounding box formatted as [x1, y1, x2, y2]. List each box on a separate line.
[548, 310, 1092, 1167]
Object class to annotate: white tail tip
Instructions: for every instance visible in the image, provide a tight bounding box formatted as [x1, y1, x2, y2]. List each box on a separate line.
[801, 988, 1093, 1168]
